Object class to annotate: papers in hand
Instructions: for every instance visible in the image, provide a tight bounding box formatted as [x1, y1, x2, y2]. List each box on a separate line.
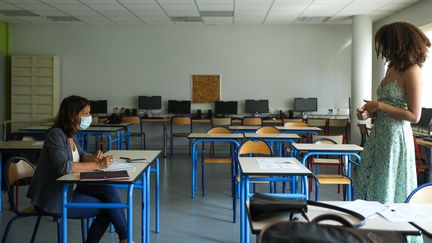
[98, 161, 135, 172]
[256, 158, 300, 170]
[341, 200, 388, 218]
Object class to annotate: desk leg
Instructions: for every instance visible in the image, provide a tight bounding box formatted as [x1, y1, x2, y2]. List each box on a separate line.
[145, 168, 151, 243]
[191, 141, 198, 198]
[141, 173, 145, 243]
[127, 184, 134, 243]
[163, 122, 167, 158]
[155, 158, 160, 233]
[62, 184, 69, 243]
[240, 174, 244, 243]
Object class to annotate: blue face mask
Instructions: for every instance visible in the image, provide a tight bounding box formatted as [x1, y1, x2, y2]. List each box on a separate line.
[78, 115, 92, 130]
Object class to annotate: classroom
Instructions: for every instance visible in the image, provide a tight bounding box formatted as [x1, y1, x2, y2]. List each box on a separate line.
[1, 0, 432, 243]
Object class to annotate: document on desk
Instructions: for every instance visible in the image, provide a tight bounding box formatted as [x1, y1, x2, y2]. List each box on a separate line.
[99, 161, 136, 172]
[379, 206, 432, 222]
[341, 200, 388, 218]
[256, 158, 299, 170]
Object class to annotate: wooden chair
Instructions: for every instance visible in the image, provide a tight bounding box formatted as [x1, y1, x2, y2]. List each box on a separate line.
[282, 118, 303, 124]
[310, 135, 351, 201]
[211, 117, 232, 127]
[242, 117, 262, 126]
[405, 182, 432, 203]
[284, 122, 308, 128]
[121, 116, 145, 149]
[1, 156, 87, 243]
[328, 119, 349, 143]
[201, 127, 233, 197]
[256, 126, 280, 134]
[306, 118, 327, 135]
[169, 116, 192, 158]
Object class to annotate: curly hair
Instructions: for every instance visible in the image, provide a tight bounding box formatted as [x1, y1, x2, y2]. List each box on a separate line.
[52, 95, 91, 137]
[375, 22, 431, 72]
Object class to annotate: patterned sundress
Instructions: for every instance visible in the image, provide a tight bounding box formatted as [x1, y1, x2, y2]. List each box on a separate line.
[355, 80, 417, 203]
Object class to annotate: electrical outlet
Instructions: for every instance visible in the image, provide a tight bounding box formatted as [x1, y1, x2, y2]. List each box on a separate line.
[328, 108, 333, 113]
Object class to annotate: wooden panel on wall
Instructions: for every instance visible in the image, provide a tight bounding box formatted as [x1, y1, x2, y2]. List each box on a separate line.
[192, 74, 220, 103]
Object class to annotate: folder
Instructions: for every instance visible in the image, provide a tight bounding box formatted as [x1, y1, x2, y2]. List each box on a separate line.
[80, 170, 129, 181]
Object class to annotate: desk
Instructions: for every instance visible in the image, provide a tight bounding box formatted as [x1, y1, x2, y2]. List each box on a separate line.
[188, 133, 243, 198]
[238, 157, 312, 243]
[247, 201, 429, 236]
[0, 120, 12, 141]
[0, 140, 44, 211]
[141, 118, 170, 158]
[415, 138, 432, 182]
[291, 143, 363, 200]
[57, 150, 159, 243]
[275, 126, 322, 135]
[91, 123, 133, 150]
[19, 125, 51, 134]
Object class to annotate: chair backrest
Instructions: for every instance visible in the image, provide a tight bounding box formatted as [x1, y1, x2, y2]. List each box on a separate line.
[312, 135, 343, 144]
[282, 118, 303, 124]
[256, 126, 280, 134]
[405, 182, 432, 203]
[238, 139, 272, 156]
[284, 122, 308, 128]
[307, 118, 327, 127]
[328, 119, 349, 127]
[121, 116, 141, 124]
[171, 116, 192, 125]
[211, 117, 232, 127]
[207, 127, 231, 134]
[242, 117, 263, 126]
[4, 157, 35, 213]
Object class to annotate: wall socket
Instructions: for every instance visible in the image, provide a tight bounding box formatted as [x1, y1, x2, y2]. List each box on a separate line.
[328, 108, 333, 113]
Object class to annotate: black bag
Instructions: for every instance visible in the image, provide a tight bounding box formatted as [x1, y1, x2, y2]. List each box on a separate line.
[108, 113, 121, 124]
[252, 193, 406, 243]
[258, 216, 406, 243]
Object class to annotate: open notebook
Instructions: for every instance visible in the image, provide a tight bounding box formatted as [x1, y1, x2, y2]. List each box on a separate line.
[80, 170, 129, 181]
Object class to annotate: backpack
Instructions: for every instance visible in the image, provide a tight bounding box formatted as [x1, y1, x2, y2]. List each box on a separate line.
[107, 113, 121, 124]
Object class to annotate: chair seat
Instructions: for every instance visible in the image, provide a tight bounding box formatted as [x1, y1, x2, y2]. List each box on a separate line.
[316, 174, 351, 184]
[313, 158, 340, 165]
[204, 157, 231, 164]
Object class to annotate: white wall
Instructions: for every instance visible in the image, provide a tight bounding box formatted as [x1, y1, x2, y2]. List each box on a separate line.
[10, 24, 352, 116]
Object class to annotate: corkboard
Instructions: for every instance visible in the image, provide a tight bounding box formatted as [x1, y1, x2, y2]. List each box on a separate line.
[192, 75, 220, 103]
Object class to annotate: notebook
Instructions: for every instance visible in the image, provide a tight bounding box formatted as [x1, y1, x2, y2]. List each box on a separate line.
[80, 170, 130, 181]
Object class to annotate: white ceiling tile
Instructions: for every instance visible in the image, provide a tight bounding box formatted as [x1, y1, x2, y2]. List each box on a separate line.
[132, 10, 167, 17]
[80, 0, 118, 3]
[202, 16, 232, 24]
[85, 4, 126, 11]
[78, 16, 113, 24]
[64, 10, 100, 17]
[46, 3, 93, 11]
[139, 16, 171, 24]
[15, 16, 53, 23]
[120, 3, 161, 11]
[119, 0, 156, 3]
[109, 16, 143, 24]
[377, 2, 411, 11]
[165, 10, 200, 17]
[0, 2, 20, 10]
[234, 17, 264, 24]
[32, 10, 68, 16]
[98, 10, 134, 17]
[12, 2, 57, 11]
[265, 16, 296, 24]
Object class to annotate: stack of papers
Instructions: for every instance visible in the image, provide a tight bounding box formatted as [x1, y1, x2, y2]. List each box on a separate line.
[256, 158, 300, 170]
[341, 200, 388, 218]
[99, 161, 135, 172]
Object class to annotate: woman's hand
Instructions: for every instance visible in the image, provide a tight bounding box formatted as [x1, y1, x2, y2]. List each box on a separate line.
[93, 150, 104, 162]
[356, 107, 371, 120]
[98, 155, 113, 169]
[362, 100, 380, 113]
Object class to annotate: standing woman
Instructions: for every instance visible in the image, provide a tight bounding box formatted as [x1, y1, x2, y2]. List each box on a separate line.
[356, 22, 431, 203]
[27, 95, 130, 243]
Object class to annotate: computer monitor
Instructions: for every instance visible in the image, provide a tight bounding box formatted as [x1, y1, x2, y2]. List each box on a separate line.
[167, 100, 191, 114]
[417, 107, 432, 132]
[90, 100, 108, 114]
[214, 101, 238, 115]
[138, 96, 162, 110]
[293, 98, 318, 112]
[245, 99, 269, 114]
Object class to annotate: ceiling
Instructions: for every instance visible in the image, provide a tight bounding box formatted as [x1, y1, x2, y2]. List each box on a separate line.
[0, 0, 421, 25]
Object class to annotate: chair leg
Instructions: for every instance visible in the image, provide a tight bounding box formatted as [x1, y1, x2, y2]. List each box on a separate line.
[56, 217, 62, 243]
[1, 216, 23, 243]
[30, 216, 42, 243]
[315, 180, 319, 201]
[81, 219, 87, 243]
[143, 133, 146, 150]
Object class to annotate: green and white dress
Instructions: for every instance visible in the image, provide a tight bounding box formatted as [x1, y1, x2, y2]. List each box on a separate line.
[355, 80, 417, 203]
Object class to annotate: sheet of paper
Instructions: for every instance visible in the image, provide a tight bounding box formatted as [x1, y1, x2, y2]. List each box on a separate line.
[99, 161, 135, 172]
[256, 158, 300, 170]
[379, 206, 432, 222]
[341, 200, 388, 218]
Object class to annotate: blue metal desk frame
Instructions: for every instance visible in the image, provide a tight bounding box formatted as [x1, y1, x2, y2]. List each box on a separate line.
[190, 137, 241, 198]
[239, 158, 312, 243]
[90, 123, 132, 150]
[77, 128, 122, 151]
[60, 164, 151, 243]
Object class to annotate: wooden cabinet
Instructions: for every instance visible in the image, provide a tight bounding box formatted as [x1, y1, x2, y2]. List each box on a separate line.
[11, 56, 60, 131]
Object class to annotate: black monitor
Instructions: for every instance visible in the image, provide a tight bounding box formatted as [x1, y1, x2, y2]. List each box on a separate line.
[215, 101, 238, 115]
[245, 99, 269, 114]
[167, 100, 191, 114]
[293, 98, 318, 112]
[417, 107, 432, 131]
[138, 96, 162, 110]
[90, 100, 108, 114]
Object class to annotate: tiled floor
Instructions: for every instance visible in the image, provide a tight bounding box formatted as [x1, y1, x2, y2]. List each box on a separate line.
[0, 153, 422, 243]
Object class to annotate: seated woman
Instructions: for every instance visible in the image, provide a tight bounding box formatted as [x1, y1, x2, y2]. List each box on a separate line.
[27, 95, 130, 243]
